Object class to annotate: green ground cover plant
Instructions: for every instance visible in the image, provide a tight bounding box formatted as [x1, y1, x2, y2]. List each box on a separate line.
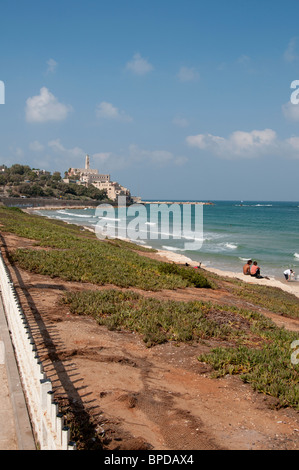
[0, 207, 213, 291]
[62, 288, 299, 409]
[1, 207, 298, 409]
[198, 269, 299, 320]
[61, 289, 256, 347]
[198, 327, 299, 409]
[230, 283, 299, 319]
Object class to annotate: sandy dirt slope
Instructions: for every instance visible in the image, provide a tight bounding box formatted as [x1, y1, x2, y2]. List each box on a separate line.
[1, 232, 299, 450]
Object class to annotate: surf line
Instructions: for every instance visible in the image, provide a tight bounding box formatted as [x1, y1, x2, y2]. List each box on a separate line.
[95, 196, 204, 251]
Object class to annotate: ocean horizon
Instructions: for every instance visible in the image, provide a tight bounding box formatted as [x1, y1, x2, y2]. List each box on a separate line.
[36, 200, 299, 282]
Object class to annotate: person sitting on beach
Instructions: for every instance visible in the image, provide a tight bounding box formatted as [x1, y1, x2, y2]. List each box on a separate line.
[250, 261, 262, 278]
[250, 261, 270, 280]
[194, 263, 201, 269]
[284, 268, 294, 282]
[243, 260, 252, 275]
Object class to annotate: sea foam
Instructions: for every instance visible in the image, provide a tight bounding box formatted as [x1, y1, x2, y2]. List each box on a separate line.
[224, 243, 238, 250]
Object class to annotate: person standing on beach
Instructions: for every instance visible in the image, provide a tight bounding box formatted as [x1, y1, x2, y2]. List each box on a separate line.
[243, 260, 252, 275]
[284, 268, 294, 281]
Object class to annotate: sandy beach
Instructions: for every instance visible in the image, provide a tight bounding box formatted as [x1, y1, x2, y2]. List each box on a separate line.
[24, 207, 299, 300]
[69, 226, 299, 301]
[153, 249, 299, 300]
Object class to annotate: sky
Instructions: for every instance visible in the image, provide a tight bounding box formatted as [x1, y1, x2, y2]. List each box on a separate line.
[1, 0, 299, 201]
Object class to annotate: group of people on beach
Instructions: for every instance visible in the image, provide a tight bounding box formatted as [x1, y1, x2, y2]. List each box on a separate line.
[243, 259, 295, 282]
[242, 260, 270, 279]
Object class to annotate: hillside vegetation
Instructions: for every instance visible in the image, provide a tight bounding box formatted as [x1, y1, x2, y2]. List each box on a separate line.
[0, 206, 298, 410]
[0, 163, 107, 200]
[0, 206, 212, 291]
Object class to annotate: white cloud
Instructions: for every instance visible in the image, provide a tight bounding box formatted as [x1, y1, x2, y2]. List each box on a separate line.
[96, 101, 132, 122]
[282, 101, 299, 121]
[237, 54, 251, 65]
[186, 129, 277, 158]
[29, 140, 44, 152]
[177, 66, 199, 82]
[218, 54, 254, 73]
[48, 139, 84, 158]
[172, 116, 189, 128]
[92, 145, 188, 171]
[90, 133, 299, 170]
[284, 38, 298, 62]
[9, 146, 24, 158]
[25, 87, 72, 123]
[129, 144, 173, 165]
[93, 152, 111, 163]
[286, 136, 299, 152]
[126, 53, 154, 76]
[284, 136, 299, 158]
[46, 58, 58, 74]
[129, 144, 187, 166]
[92, 151, 126, 171]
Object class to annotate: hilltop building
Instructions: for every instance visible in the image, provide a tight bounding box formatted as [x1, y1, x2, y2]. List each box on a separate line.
[66, 155, 131, 202]
[32, 169, 51, 176]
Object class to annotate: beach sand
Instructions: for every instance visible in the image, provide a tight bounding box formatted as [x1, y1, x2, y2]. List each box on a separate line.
[81, 223, 299, 300]
[24, 207, 299, 300]
[153, 249, 299, 300]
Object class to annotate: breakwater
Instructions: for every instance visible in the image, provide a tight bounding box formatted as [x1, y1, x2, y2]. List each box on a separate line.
[141, 201, 214, 205]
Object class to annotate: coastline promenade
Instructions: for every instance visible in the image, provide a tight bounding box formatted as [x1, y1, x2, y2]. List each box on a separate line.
[0, 294, 35, 450]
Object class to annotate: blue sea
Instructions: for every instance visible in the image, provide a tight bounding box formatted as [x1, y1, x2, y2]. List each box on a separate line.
[36, 200, 299, 281]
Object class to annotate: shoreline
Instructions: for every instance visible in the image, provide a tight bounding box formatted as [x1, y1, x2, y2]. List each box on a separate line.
[140, 201, 214, 205]
[152, 248, 299, 299]
[24, 207, 299, 300]
[23, 205, 99, 211]
[86, 221, 299, 300]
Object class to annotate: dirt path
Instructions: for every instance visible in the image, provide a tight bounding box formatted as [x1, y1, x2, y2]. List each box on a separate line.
[1, 233, 299, 450]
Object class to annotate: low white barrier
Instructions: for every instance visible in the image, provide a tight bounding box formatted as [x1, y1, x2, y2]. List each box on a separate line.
[0, 252, 76, 450]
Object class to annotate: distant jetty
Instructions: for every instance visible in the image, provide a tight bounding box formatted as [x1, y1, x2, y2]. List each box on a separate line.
[140, 201, 214, 205]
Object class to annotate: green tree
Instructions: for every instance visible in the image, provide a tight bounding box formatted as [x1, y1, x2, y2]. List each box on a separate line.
[52, 171, 61, 182]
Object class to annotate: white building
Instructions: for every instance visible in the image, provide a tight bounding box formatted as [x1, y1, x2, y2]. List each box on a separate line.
[68, 155, 130, 201]
[68, 155, 102, 178]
